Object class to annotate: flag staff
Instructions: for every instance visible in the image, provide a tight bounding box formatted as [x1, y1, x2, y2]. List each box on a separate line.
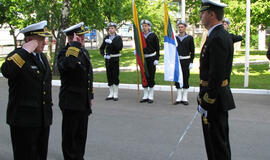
[170, 82, 174, 105]
[136, 58, 140, 102]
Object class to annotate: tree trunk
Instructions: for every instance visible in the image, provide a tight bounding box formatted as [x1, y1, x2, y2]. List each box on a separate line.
[9, 25, 18, 49]
[52, 0, 71, 75]
[46, 36, 53, 67]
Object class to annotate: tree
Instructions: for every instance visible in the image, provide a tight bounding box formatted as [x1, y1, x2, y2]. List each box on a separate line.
[53, 0, 71, 75]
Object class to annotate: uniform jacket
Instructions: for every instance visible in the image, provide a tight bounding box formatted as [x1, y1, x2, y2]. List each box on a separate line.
[143, 32, 160, 61]
[230, 33, 243, 43]
[58, 42, 94, 113]
[100, 34, 123, 56]
[199, 24, 235, 111]
[1, 48, 52, 127]
[176, 34, 195, 63]
[267, 47, 270, 60]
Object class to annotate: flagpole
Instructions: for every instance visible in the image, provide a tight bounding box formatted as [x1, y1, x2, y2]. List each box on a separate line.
[136, 58, 140, 103]
[170, 82, 174, 105]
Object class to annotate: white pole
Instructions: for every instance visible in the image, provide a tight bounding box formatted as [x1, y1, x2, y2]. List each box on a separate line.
[181, 0, 185, 21]
[244, 0, 250, 87]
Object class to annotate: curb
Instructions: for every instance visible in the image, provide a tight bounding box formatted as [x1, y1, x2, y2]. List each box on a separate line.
[51, 80, 270, 95]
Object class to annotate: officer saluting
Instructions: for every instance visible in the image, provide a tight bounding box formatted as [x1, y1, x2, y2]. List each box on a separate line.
[222, 18, 243, 43]
[198, 0, 235, 160]
[100, 22, 123, 101]
[174, 20, 195, 105]
[57, 22, 94, 160]
[140, 19, 160, 103]
[1, 21, 53, 160]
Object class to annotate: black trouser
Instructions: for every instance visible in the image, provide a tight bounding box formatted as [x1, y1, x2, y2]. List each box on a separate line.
[10, 125, 50, 160]
[202, 109, 231, 160]
[175, 59, 190, 89]
[105, 57, 119, 86]
[62, 110, 90, 160]
[143, 57, 156, 88]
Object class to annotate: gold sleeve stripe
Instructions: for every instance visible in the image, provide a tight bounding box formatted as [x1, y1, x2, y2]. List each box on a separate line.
[7, 53, 25, 68]
[66, 47, 80, 57]
[92, 88, 94, 94]
[203, 93, 216, 104]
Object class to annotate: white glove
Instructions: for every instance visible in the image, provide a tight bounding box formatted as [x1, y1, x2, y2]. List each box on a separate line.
[105, 39, 112, 44]
[104, 55, 110, 59]
[189, 63, 193, 70]
[153, 60, 159, 65]
[198, 105, 208, 117]
[133, 50, 136, 56]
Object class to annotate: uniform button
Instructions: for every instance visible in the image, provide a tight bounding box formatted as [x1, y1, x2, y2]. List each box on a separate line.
[88, 88, 90, 90]
[43, 101, 45, 105]
[43, 81, 45, 85]
[37, 70, 40, 74]
[88, 80, 90, 83]
[78, 62, 81, 64]
[43, 91, 46, 95]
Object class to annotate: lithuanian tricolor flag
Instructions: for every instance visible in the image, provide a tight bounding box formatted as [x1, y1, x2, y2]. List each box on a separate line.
[132, 0, 148, 86]
[164, 2, 183, 86]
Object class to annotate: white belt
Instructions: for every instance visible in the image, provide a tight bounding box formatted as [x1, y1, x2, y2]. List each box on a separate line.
[108, 54, 121, 57]
[144, 53, 156, 58]
[179, 55, 190, 60]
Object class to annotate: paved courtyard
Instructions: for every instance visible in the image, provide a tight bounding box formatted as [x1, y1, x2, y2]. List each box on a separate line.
[0, 78, 270, 160]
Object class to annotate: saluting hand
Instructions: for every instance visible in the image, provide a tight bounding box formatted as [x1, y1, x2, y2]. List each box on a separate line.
[22, 40, 38, 53]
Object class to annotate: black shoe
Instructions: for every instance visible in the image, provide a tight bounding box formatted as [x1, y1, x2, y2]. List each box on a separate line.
[148, 99, 154, 103]
[140, 99, 148, 103]
[105, 97, 113, 101]
[174, 101, 181, 105]
[181, 101, 189, 105]
[113, 98, 118, 101]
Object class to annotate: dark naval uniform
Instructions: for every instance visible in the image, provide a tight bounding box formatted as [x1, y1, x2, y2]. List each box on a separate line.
[143, 32, 160, 88]
[100, 34, 123, 86]
[230, 33, 243, 43]
[267, 46, 270, 60]
[175, 34, 195, 89]
[57, 41, 94, 160]
[1, 48, 52, 160]
[198, 24, 235, 160]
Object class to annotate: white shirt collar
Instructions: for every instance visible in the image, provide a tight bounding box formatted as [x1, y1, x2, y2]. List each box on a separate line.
[207, 23, 222, 37]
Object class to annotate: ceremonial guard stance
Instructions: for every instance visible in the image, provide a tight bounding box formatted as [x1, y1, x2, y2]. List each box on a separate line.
[222, 18, 243, 43]
[57, 22, 94, 160]
[198, 1, 236, 160]
[1, 21, 53, 160]
[174, 20, 195, 105]
[100, 22, 123, 101]
[139, 19, 160, 103]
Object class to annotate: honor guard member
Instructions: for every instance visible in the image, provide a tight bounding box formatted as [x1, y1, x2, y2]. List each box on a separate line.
[174, 20, 195, 105]
[139, 19, 160, 103]
[100, 22, 123, 101]
[267, 45, 270, 61]
[1, 21, 53, 160]
[222, 18, 243, 43]
[57, 22, 94, 160]
[198, 0, 236, 159]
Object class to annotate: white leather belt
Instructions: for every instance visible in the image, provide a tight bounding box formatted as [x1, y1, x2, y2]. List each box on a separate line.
[144, 53, 156, 58]
[108, 54, 121, 57]
[179, 55, 190, 60]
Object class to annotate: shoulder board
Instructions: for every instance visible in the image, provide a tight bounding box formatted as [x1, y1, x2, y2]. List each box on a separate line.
[66, 47, 80, 57]
[7, 53, 25, 68]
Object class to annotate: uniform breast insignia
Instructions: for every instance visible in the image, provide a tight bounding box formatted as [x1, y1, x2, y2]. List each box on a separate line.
[7, 53, 25, 68]
[31, 65, 38, 69]
[202, 45, 207, 58]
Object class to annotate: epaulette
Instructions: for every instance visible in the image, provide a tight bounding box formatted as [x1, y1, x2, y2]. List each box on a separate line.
[66, 47, 80, 58]
[7, 53, 25, 68]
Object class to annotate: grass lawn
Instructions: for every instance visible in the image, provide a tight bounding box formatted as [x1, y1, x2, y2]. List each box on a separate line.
[1, 49, 270, 90]
[94, 63, 270, 90]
